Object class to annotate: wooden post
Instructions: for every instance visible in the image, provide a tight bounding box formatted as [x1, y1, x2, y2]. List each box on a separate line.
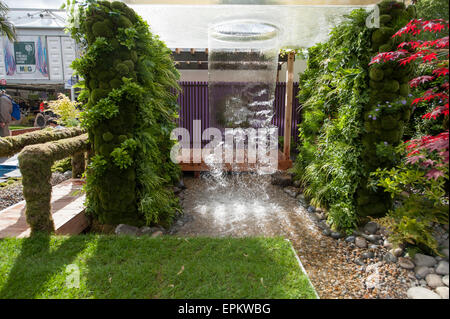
[283, 51, 295, 159]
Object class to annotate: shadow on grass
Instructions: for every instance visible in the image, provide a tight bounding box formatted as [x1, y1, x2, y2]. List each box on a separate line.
[83, 236, 317, 299]
[0, 234, 316, 298]
[0, 233, 89, 299]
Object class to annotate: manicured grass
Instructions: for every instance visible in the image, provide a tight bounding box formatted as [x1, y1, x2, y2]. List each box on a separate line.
[0, 234, 317, 299]
[9, 125, 33, 130]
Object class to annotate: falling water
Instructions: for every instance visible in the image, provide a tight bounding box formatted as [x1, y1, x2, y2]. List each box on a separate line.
[206, 20, 280, 184]
[185, 19, 285, 229]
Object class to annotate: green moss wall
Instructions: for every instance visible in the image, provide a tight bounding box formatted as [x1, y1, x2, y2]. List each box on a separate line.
[70, 1, 181, 226]
[295, 1, 416, 231]
[357, 1, 416, 218]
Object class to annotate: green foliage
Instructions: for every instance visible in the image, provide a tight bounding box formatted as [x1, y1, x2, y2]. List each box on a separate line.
[0, 1, 16, 41]
[294, 1, 414, 232]
[68, 0, 181, 226]
[294, 8, 372, 231]
[415, 0, 449, 20]
[51, 157, 72, 173]
[47, 93, 81, 127]
[370, 153, 448, 254]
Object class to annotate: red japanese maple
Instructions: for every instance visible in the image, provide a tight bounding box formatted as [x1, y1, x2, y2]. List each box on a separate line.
[370, 19, 449, 179]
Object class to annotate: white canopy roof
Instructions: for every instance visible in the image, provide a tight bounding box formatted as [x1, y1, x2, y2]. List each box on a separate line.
[5, 0, 382, 48]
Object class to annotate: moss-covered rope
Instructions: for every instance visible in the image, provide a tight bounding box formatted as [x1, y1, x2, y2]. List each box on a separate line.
[0, 127, 85, 157]
[18, 134, 89, 234]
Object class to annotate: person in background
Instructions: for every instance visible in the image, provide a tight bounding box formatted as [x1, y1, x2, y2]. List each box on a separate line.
[0, 90, 13, 137]
[39, 101, 45, 112]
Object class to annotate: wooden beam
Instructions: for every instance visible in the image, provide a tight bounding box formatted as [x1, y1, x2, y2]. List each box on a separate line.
[283, 51, 295, 159]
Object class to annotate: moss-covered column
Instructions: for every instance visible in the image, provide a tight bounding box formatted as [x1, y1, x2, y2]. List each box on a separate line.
[20, 153, 54, 233]
[70, 1, 180, 226]
[71, 152, 85, 178]
[357, 1, 416, 218]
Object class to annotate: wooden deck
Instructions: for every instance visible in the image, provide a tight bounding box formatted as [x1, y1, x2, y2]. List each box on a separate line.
[0, 179, 88, 238]
[179, 149, 292, 172]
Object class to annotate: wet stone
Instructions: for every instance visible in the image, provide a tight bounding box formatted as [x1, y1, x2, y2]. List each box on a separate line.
[435, 286, 449, 299]
[296, 193, 305, 202]
[366, 234, 382, 244]
[322, 228, 331, 236]
[398, 257, 415, 270]
[331, 232, 342, 239]
[355, 237, 367, 248]
[139, 226, 158, 236]
[345, 236, 355, 243]
[415, 266, 432, 280]
[383, 252, 397, 263]
[442, 275, 449, 286]
[414, 253, 437, 268]
[362, 251, 375, 259]
[115, 224, 140, 236]
[407, 287, 441, 299]
[440, 248, 449, 260]
[425, 274, 443, 288]
[364, 221, 378, 235]
[435, 261, 449, 275]
[391, 247, 403, 257]
[283, 186, 300, 198]
[271, 172, 292, 187]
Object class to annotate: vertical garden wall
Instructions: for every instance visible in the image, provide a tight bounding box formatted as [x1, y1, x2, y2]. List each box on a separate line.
[295, 0, 416, 231]
[68, 1, 181, 226]
[357, 1, 416, 217]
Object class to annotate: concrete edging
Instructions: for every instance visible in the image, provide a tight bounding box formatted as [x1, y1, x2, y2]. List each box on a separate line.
[285, 238, 320, 299]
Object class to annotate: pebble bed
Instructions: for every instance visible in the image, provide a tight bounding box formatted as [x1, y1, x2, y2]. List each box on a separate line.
[0, 171, 72, 211]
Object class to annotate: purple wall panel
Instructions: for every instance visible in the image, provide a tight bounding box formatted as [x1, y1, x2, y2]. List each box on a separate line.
[175, 81, 300, 146]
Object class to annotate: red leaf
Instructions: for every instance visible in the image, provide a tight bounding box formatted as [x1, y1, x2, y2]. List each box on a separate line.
[425, 169, 445, 180]
[409, 75, 435, 88]
[433, 68, 449, 77]
[422, 52, 438, 63]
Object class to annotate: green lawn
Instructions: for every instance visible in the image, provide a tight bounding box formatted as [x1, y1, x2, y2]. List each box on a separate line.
[0, 234, 317, 299]
[9, 125, 33, 130]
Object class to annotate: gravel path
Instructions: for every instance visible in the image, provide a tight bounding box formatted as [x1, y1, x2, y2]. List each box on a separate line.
[0, 172, 71, 211]
[169, 173, 412, 299]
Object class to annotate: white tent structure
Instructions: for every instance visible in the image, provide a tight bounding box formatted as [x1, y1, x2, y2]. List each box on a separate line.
[0, 1, 384, 85]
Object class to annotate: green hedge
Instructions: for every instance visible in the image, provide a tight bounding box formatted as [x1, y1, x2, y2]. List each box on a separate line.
[68, 1, 180, 227]
[18, 134, 89, 234]
[294, 1, 415, 232]
[0, 127, 85, 157]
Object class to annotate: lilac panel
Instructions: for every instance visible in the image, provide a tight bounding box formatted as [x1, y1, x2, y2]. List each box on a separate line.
[175, 81, 300, 147]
